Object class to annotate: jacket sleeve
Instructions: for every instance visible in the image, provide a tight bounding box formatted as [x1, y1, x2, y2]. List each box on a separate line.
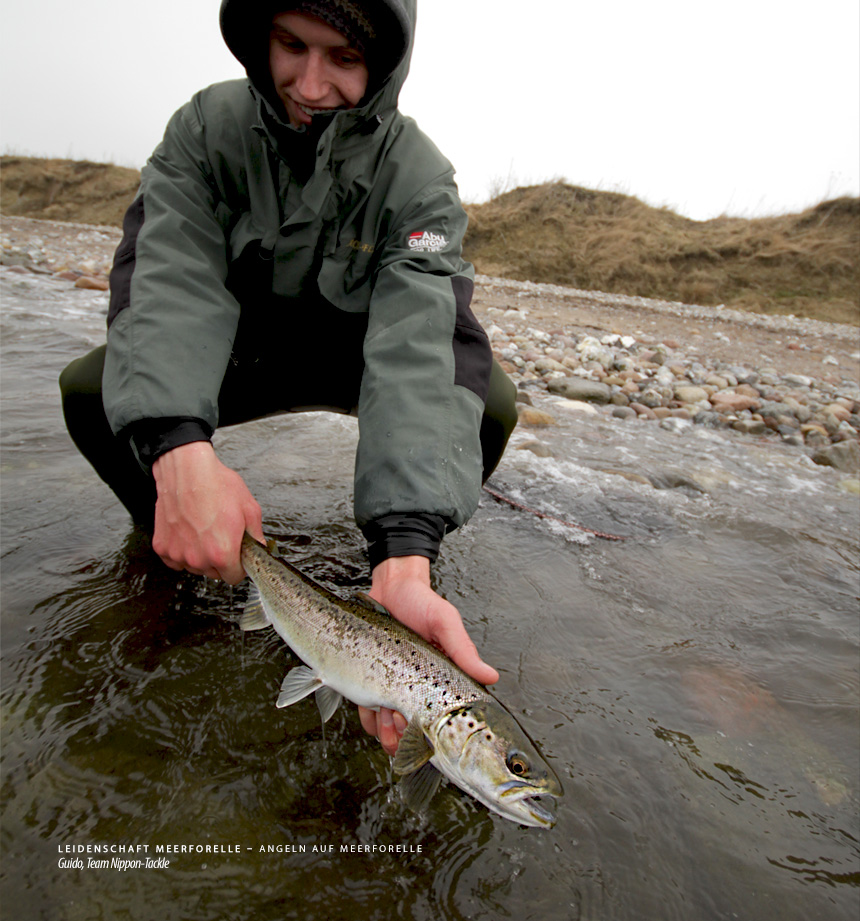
[354, 174, 492, 553]
[103, 92, 241, 443]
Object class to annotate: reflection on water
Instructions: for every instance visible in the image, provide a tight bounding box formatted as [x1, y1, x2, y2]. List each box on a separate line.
[1, 268, 858, 920]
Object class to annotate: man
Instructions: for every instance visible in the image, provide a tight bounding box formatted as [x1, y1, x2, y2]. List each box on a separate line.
[60, 0, 517, 754]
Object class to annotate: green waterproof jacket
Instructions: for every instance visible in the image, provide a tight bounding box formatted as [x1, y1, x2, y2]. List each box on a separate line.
[103, 0, 492, 556]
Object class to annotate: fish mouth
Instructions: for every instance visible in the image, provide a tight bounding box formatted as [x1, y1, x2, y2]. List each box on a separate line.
[498, 783, 560, 828]
[522, 794, 558, 828]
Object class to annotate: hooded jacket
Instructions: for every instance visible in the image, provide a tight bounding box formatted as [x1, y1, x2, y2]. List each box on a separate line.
[103, 0, 492, 563]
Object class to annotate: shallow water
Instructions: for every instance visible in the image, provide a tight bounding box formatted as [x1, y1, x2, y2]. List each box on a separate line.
[1, 268, 858, 921]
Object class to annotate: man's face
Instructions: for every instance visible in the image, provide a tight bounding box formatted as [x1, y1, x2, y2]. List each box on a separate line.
[269, 11, 369, 128]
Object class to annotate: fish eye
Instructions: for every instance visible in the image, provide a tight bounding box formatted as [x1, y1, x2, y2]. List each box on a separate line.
[507, 753, 529, 776]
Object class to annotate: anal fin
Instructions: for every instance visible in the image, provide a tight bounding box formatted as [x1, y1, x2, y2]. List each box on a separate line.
[315, 685, 343, 724]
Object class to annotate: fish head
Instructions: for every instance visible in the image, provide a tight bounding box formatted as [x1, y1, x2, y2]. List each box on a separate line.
[430, 699, 563, 828]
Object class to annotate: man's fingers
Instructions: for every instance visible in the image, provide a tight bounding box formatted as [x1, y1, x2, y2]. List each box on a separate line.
[356, 706, 406, 755]
[431, 616, 500, 686]
[358, 706, 378, 737]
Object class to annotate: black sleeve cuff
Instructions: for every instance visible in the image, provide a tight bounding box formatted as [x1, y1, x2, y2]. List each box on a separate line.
[125, 417, 213, 474]
[361, 513, 448, 571]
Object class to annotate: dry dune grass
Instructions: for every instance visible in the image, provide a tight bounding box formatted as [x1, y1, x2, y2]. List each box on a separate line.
[0, 156, 140, 228]
[465, 183, 859, 325]
[1, 159, 856, 325]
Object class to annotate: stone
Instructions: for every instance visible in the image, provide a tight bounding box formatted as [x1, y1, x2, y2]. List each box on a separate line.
[601, 467, 651, 486]
[517, 406, 557, 426]
[734, 383, 761, 399]
[710, 392, 761, 413]
[534, 357, 568, 375]
[553, 399, 599, 415]
[729, 366, 758, 385]
[74, 275, 109, 291]
[660, 417, 693, 434]
[825, 403, 852, 423]
[630, 402, 658, 420]
[0, 251, 33, 268]
[812, 440, 860, 472]
[516, 440, 553, 458]
[637, 389, 665, 409]
[801, 425, 830, 446]
[733, 419, 766, 435]
[546, 378, 611, 404]
[674, 385, 710, 404]
[612, 406, 637, 420]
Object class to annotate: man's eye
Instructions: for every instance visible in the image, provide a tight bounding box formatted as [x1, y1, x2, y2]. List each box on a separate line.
[333, 51, 364, 68]
[274, 32, 305, 53]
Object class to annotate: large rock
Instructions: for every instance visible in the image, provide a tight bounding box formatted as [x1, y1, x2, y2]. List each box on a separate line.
[546, 378, 611, 404]
[812, 440, 860, 472]
[517, 405, 557, 426]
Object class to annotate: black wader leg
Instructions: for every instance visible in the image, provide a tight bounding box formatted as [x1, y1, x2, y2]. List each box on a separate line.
[59, 345, 157, 531]
[480, 361, 518, 482]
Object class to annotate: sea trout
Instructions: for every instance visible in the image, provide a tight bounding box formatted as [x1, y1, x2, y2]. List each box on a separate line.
[240, 533, 563, 828]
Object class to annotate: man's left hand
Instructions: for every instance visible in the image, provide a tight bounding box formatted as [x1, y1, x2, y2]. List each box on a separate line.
[357, 555, 499, 756]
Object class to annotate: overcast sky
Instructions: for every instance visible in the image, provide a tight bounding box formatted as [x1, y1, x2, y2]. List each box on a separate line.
[1, 0, 858, 220]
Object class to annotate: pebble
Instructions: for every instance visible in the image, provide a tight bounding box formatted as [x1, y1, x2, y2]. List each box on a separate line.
[480, 275, 859, 461]
[546, 378, 611, 404]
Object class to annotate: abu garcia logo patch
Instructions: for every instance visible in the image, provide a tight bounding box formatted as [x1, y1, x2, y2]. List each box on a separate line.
[408, 230, 448, 253]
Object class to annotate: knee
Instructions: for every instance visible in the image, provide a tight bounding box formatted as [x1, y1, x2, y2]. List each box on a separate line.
[485, 361, 518, 437]
[59, 345, 106, 401]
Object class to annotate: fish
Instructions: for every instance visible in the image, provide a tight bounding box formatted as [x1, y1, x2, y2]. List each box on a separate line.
[239, 532, 563, 828]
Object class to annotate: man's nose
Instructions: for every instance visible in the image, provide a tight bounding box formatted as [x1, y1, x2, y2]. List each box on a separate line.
[295, 52, 328, 101]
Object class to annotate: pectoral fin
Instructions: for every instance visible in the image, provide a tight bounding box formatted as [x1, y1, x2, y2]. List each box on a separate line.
[399, 762, 443, 812]
[315, 685, 343, 723]
[240, 585, 271, 632]
[392, 721, 434, 775]
[277, 665, 322, 708]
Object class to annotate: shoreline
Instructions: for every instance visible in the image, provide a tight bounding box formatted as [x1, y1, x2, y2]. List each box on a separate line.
[3, 213, 858, 473]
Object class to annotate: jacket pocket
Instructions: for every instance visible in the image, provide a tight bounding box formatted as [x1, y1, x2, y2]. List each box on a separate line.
[317, 239, 376, 314]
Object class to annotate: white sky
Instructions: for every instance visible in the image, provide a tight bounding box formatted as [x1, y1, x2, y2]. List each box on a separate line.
[1, 0, 858, 220]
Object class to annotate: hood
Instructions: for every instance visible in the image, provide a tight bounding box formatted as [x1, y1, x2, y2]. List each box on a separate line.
[219, 0, 414, 115]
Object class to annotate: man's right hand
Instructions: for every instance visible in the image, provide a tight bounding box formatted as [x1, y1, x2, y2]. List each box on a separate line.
[151, 441, 263, 583]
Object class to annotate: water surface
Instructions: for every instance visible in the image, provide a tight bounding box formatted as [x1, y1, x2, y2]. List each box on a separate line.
[1, 268, 858, 920]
